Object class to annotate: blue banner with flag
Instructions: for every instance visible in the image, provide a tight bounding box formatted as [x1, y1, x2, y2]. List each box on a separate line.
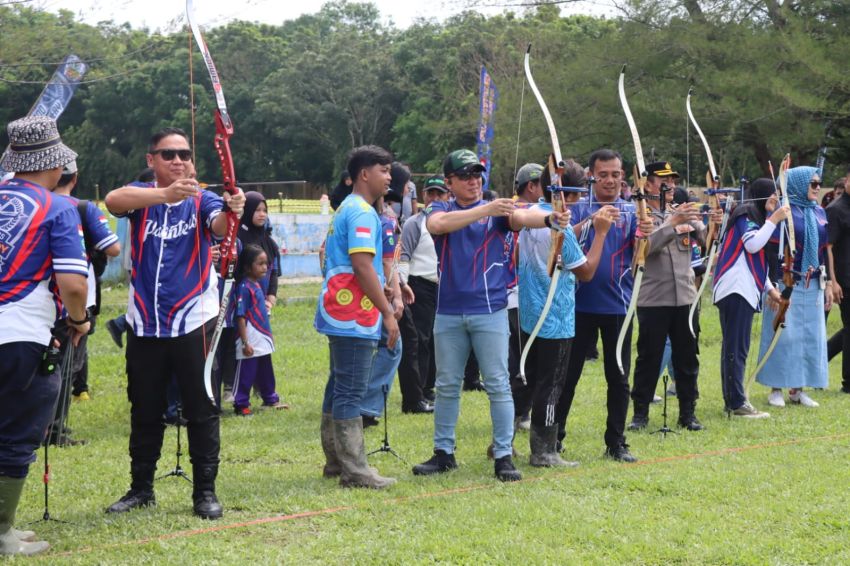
[476, 66, 498, 190]
[1, 54, 87, 176]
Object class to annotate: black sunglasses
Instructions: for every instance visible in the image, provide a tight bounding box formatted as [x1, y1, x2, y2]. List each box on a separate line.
[451, 171, 483, 181]
[152, 148, 193, 162]
[810, 180, 822, 188]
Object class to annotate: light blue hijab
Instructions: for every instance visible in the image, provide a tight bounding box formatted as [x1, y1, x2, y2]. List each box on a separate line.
[785, 165, 820, 271]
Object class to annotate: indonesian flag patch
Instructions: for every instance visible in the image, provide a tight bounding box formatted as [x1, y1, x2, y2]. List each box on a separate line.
[355, 227, 372, 239]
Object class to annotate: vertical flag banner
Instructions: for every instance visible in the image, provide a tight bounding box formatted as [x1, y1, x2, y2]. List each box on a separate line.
[476, 66, 498, 190]
[1, 54, 88, 176]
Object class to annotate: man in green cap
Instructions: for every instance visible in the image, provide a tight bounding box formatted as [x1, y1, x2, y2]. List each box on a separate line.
[412, 149, 569, 482]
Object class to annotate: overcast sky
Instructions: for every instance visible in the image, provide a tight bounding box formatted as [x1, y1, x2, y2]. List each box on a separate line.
[43, 0, 613, 32]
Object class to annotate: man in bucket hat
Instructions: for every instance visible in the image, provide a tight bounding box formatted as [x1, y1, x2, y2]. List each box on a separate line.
[0, 116, 90, 556]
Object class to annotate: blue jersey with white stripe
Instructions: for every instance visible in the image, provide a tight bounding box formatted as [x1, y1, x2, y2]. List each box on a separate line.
[118, 182, 223, 338]
[426, 199, 512, 315]
[571, 198, 638, 315]
[0, 179, 89, 346]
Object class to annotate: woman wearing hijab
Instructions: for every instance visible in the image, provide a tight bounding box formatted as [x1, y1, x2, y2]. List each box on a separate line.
[755, 166, 832, 408]
[239, 191, 281, 302]
[713, 179, 789, 417]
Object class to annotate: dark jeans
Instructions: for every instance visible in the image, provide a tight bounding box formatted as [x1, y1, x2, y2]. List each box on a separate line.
[0, 342, 61, 478]
[826, 284, 850, 388]
[717, 294, 755, 410]
[398, 276, 437, 408]
[631, 306, 699, 407]
[514, 334, 572, 427]
[556, 312, 631, 449]
[321, 335, 378, 419]
[126, 321, 220, 468]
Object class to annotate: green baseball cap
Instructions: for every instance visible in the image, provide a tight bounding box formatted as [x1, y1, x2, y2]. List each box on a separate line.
[442, 149, 486, 177]
[515, 163, 543, 187]
[423, 175, 449, 192]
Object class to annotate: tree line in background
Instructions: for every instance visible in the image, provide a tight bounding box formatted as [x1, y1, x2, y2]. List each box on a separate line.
[1, 0, 848, 199]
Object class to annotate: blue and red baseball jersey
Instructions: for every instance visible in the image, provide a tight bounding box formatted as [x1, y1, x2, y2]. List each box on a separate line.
[59, 194, 119, 309]
[117, 181, 223, 338]
[714, 214, 768, 294]
[315, 193, 384, 339]
[425, 199, 512, 315]
[234, 278, 274, 359]
[0, 179, 89, 346]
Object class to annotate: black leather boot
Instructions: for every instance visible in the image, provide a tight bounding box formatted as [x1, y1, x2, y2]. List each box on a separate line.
[105, 464, 156, 514]
[192, 464, 223, 520]
[627, 402, 649, 431]
[677, 399, 705, 431]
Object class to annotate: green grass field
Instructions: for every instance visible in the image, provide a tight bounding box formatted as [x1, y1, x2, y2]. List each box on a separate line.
[16, 283, 850, 565]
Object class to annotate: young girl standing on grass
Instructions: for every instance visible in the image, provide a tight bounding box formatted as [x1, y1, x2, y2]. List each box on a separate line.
[233, 244, 289, 415]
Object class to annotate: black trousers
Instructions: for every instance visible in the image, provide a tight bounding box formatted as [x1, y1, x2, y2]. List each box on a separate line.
[126, 321, 220, 468]
[826, 284, 850, 389]
[514, 334, 572, 427]
[398, 276, 437, 407]
[556, 312, 631, 449]
[48, 319, 89, 441]
[631, 305, 699, 407]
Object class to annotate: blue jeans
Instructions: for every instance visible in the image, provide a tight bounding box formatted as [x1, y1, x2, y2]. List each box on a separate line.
[322, 336, 378, 420]
[361, 327, 402, 417]
[658, 337, 675, 381]
[433, 310, 514, 458]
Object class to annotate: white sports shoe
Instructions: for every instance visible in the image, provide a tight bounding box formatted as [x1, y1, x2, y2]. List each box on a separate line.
[789, 390, 819, 407]
[767, 390, 785, 407]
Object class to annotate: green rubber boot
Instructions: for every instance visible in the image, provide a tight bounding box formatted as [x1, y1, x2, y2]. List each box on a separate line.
[0, 476, 49, 556]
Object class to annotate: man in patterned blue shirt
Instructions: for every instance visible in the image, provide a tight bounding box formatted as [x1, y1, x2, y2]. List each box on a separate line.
[104, 127, 245, 520]
[412, 149, 569, 482]
[0, 116, 90, 556]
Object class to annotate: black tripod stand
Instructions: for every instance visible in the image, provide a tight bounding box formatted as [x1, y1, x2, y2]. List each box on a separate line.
[367, 384, 405, 462]
[651, 374, 679, 438]
[30, 342, 74, 526]
[157, 404, 192, 483]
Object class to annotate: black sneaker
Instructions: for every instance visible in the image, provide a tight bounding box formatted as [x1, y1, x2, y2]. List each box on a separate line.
[402, 400, 434, 414]
[193, 490, 223, 520]
[423, 389, 435, 402]
[412, 450, 458, 475]
[494, 455, 522, 482]
[105, 489, 155, 514]
[105, 319, 124, 348]
[604, 443, 638, 463]
[362, 415, 380, 428]
[841, 385, 850, 394]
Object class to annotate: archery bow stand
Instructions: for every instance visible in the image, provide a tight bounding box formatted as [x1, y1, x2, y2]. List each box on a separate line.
[651, 374, 679, 438]
[157, 403, 192, 484]
[367, 384, 406, 463]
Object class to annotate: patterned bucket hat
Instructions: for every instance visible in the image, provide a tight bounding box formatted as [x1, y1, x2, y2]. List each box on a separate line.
[0, 116, 77, 173]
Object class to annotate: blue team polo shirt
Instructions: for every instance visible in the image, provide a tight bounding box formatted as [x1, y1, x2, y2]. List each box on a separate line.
[315, 193, 384, 339]
[571, 198, 638, 315]
[425, 199, 512, 315]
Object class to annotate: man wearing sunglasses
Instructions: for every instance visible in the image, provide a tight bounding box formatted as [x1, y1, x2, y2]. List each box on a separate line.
[104, 127, 245, 520]
[412, 149, 569, 482]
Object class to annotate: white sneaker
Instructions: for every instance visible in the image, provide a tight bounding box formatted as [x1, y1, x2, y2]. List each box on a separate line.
[789, 390, 819, 407]
[652, 394, 662, 404]
[767, 390, 785, 407]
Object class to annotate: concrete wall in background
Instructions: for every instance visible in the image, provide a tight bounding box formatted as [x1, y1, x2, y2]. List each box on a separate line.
[103, 213, 331, 282]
